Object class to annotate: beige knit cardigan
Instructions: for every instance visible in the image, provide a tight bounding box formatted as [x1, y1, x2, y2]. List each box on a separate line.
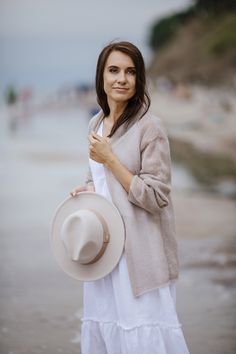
[85, 109, 179, 297]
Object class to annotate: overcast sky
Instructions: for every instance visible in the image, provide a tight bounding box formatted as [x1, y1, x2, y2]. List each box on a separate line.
[0, 0, 193, 95]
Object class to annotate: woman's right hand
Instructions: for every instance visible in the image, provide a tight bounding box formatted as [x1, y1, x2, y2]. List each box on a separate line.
[70, 184, 95, 197]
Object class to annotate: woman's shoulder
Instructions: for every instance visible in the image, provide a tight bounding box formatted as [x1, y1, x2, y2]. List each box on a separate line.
[137, 110, 168, 141]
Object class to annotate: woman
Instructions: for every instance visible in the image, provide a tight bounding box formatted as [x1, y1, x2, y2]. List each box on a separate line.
[71, 41, 190, 354]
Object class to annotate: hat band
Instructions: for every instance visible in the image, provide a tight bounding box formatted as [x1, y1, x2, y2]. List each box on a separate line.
[81, 209, 110, 265]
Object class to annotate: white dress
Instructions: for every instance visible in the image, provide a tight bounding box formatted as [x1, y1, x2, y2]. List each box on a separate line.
[81, 121, 190, 354]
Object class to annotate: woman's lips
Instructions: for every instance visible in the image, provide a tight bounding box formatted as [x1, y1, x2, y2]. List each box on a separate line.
[113, 87, 129, 91]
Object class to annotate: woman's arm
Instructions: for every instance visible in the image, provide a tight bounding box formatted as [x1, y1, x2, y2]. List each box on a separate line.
[89, 123, 172, 215]
[127, 133, 171, 214]
[104, 154, 133, 193]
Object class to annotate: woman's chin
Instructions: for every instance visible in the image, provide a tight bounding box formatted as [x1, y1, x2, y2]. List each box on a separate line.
[109, 94, 133, 104]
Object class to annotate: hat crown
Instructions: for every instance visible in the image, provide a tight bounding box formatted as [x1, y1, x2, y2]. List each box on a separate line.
[51, 192, 125, 281]
[61, 209, 104, 264]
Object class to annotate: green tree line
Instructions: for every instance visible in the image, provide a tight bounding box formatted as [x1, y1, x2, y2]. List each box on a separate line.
[149, 0, 236, 50]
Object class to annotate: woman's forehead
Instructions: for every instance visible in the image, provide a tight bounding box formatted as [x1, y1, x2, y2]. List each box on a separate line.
[105, 51, 135, 67]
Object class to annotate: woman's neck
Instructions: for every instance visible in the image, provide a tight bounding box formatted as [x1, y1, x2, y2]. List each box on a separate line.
[106, 99, 127, 123]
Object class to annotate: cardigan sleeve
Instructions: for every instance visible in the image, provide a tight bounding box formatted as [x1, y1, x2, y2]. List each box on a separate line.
[127, 124, 172, 214]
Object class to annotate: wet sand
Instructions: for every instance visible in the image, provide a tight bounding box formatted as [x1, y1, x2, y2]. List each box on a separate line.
[0, 103, 236, 354]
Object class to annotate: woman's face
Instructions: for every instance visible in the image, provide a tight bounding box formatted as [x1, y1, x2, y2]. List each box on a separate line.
[103, 50, 136, 105]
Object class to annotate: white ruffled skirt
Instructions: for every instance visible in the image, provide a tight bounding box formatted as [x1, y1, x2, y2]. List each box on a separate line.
[81, 121, 190, 353]
[81, 252, 190, 354]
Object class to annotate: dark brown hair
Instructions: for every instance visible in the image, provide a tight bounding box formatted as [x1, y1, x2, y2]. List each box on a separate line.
[95, 41, 150, 137]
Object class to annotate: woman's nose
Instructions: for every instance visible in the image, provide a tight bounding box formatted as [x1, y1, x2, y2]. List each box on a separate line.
[117, 71, 126, 84]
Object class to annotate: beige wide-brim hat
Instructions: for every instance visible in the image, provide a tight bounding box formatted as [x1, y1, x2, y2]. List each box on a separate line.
[50, 192, 125, 281]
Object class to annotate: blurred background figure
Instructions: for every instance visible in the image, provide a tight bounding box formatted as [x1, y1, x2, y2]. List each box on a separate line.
[5, 84, 18, 133]
[0, 0, 236, 353]
[4, 84, 34, 134]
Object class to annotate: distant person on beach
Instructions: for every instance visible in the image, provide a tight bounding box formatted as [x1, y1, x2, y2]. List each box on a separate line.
[5, 85, 18, 106]
[70, 41, 190, 354]
[5, 85, 18, 133]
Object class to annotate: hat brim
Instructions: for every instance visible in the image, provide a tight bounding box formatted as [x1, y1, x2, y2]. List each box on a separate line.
[50, 192, 125, 281]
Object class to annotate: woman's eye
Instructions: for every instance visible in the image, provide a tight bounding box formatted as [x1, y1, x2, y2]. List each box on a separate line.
[109, 68, 118, 73]
[127, 69, 136, 75]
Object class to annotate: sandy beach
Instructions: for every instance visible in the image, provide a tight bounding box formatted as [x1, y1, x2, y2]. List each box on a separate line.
[0, 91, 235, 353]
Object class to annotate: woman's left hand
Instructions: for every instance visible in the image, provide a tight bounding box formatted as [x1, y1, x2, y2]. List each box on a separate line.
[88, 131, 114, 164]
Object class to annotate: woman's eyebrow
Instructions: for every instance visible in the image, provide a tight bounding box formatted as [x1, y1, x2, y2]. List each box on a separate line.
[107, 65, 136, 69]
